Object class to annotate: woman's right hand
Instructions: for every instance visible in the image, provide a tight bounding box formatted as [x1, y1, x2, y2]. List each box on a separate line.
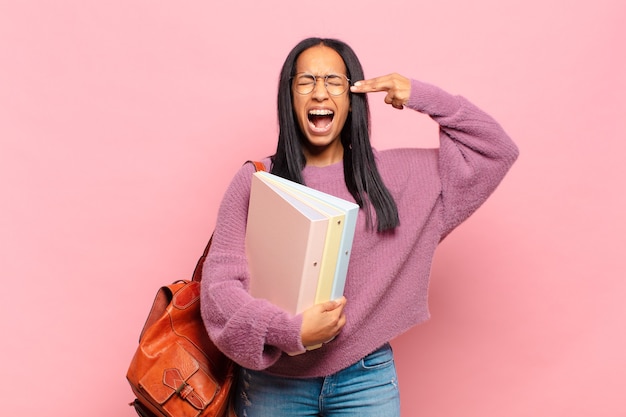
[300, 297, 347, 347]
[350, 73, 411, 110]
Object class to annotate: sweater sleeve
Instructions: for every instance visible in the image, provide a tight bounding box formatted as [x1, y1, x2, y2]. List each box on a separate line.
[406, 79, 519, 239]
[200, 161, 306, 369]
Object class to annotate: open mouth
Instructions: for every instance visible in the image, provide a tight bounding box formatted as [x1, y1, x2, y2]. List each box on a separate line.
[308, 109, 334, 132]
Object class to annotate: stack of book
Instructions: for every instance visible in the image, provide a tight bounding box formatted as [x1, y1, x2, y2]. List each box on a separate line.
[245, 171, 359, 317]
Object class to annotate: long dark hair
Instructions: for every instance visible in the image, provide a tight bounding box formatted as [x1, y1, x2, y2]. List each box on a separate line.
[271, 37, 399, 232]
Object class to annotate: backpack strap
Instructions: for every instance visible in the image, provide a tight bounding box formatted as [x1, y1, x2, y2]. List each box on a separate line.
[247, 160, 267, 172]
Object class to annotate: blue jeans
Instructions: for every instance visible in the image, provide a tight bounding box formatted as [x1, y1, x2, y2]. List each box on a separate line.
[234, 343, 400, 417]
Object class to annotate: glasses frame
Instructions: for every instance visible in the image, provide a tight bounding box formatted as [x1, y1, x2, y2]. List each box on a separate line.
[291, 73, 351, 96]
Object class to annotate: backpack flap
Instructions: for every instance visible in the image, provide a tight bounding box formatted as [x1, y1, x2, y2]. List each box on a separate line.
[139, 342, 219, 417]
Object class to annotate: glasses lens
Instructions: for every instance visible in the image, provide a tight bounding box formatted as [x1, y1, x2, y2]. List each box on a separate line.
[325, 75, 348, 95]
[294, 74, 316, 95]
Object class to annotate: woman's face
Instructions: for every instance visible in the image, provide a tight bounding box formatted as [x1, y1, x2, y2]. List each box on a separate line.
[292, 45, 350, 166]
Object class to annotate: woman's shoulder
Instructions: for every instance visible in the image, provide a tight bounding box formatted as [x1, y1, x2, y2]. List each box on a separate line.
[230, 157, 272, 180]
[220, 157, 273, 201]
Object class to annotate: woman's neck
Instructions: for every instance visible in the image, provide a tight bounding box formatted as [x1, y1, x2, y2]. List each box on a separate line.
[303, 142, 344, 167]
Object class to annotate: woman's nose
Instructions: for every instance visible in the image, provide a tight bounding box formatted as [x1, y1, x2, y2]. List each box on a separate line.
[311, 77, 329, 100]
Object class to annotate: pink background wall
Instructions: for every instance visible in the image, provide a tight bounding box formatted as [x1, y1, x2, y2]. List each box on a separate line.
[1, 1, 624, 416]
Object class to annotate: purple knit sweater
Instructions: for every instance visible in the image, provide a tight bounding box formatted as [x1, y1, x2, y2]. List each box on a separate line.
[200, 79, 519, 378]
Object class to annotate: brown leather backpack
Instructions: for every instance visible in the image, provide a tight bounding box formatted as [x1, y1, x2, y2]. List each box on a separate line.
[126, 237, 236, 417]
[127, 161, 266, 417]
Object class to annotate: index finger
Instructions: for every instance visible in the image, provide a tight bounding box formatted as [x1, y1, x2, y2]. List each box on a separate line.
[350, 75, 396, 93]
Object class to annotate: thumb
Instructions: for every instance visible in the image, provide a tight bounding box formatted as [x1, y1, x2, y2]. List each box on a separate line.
[322, 296, 347, 311]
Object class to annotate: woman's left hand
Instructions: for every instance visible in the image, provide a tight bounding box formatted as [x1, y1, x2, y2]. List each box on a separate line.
[350, 73, 411, 110]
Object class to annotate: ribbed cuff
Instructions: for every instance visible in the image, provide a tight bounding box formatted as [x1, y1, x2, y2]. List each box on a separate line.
[265, 310, 306, 355]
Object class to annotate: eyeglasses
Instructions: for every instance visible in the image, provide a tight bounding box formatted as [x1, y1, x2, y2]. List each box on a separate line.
[292, 73, 351, 96]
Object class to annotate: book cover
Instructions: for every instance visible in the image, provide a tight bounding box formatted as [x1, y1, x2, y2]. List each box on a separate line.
[259, 174, 346, 304]
[246, 174, 328, 315]
[255, 171, 359, 301]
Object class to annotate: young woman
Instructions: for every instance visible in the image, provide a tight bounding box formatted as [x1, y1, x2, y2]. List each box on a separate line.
[200, 37, 519, 416]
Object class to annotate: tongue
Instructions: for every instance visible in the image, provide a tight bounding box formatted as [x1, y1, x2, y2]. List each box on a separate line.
[312, 115, 332, 128]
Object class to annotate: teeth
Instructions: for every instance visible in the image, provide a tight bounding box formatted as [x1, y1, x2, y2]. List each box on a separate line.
[308, 109, 334, 116]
